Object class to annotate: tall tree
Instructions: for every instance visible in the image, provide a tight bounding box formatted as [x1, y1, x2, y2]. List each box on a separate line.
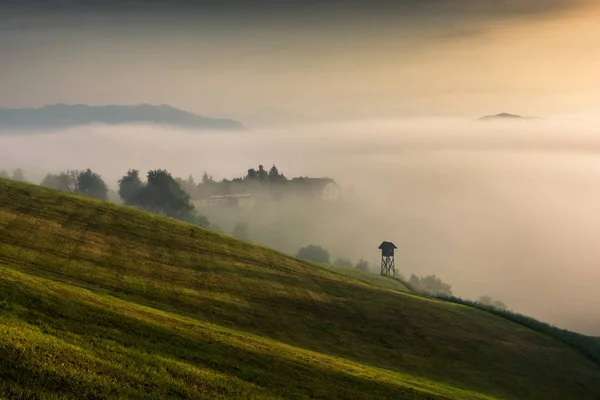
[0, 170, 10, 179]
[133, 169, 194, 219]
[268, 165, 287, 182]
[118, 169, 143, 205]
[246, 168, 257, 180]
[202, 172, 214, 184]
[11, 168, 26, 182]
[76, 169, 108, 201]
[257, 165, 268, 181]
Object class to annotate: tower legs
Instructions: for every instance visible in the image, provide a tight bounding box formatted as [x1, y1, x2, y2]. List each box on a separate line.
[381, 256, 395, 277]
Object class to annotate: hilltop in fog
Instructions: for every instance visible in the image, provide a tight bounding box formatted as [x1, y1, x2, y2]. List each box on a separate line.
[479, 113, 536, 121]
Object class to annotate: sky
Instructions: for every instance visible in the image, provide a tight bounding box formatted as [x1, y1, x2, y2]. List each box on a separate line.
[1, 0, 600, 119]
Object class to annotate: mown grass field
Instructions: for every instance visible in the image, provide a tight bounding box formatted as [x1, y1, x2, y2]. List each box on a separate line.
[318, 263, 410, 293]
[1, 178, 600, 400]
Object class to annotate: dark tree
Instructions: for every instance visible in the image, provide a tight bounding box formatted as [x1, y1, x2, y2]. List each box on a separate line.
[246, 168, 257, 180]
[268, 165, 286, 182]
[76, 169, 108, 200]
[257, 165, 268, 181]
[296, 245, 330, 264]
[118, 169, 143, 205]
[0, 170, 9, 179]
[133, 169, 194, 219]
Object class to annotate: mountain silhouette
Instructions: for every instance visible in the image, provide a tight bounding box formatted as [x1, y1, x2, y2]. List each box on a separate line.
[0, 104, 245, 131]
[478, 112, 533, 121]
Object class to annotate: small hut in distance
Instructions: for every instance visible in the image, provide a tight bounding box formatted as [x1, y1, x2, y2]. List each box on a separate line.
[378, 241, 397, 277]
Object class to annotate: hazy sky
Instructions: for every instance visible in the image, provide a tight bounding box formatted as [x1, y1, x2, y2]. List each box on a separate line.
[1, 0, 599, 118]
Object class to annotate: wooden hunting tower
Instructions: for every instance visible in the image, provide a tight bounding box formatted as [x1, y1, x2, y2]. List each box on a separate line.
[378, 241, 397, 277]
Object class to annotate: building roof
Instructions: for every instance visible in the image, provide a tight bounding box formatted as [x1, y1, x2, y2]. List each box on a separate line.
[378, 241, 397, 250]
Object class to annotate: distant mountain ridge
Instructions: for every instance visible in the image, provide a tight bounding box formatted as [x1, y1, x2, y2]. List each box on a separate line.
[0, 104, 245, 130]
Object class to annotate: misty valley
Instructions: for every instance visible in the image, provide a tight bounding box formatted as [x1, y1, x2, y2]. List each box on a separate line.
[2, 119, 600, 337]
[2, 115, 600, 399]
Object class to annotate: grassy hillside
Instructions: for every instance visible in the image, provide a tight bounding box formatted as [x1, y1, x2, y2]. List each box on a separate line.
[319, 263, 410, 292]
[1, 178, 599, 400]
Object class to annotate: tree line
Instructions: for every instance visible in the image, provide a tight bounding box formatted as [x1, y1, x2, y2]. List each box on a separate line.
[1, 163, 322, 231]
[41, 169, 109, 200]
[10, 167, 211, 229]
[177, 164, 293, 200]
[0, 168, 26, 182]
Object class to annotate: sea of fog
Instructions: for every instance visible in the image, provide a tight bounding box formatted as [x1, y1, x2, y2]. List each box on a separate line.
[1, 117, 600, 335]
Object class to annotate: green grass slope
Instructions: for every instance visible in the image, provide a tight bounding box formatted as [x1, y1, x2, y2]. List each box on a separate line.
[319, 263, 410, 292]
[0, 178, 599, 400]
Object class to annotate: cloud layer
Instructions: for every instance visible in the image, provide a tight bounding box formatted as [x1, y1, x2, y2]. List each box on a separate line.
[2, 117, 600, 335]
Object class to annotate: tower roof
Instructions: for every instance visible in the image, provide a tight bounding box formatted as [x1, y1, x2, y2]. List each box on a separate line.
[378, 241, 397, 250]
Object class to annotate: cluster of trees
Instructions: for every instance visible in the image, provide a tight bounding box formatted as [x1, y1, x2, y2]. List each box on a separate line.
[477, 295, 508, 311]
[118, 169, 209, 227]
[243, 164, 287, 183]
[0, 168, 27, 182]
[296, 245, 331, 264]
[3, 163, 322, 231]
[408, 274, 453, 296]
[407, 275, 508, 310]
[37, 167, 209, 228]
[171, 164, 290, 200]
[333, 257, 370, 271]
[295, 244, 371, 272]
[42, 169, 108, 201]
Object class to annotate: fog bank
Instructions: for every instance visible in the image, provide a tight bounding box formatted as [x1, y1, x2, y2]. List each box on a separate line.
[1, 117, 599, 335]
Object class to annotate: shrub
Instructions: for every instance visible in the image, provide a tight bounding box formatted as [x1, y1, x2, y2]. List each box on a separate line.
[296, 245, 330, 264]
[409, 274, 452, 296]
